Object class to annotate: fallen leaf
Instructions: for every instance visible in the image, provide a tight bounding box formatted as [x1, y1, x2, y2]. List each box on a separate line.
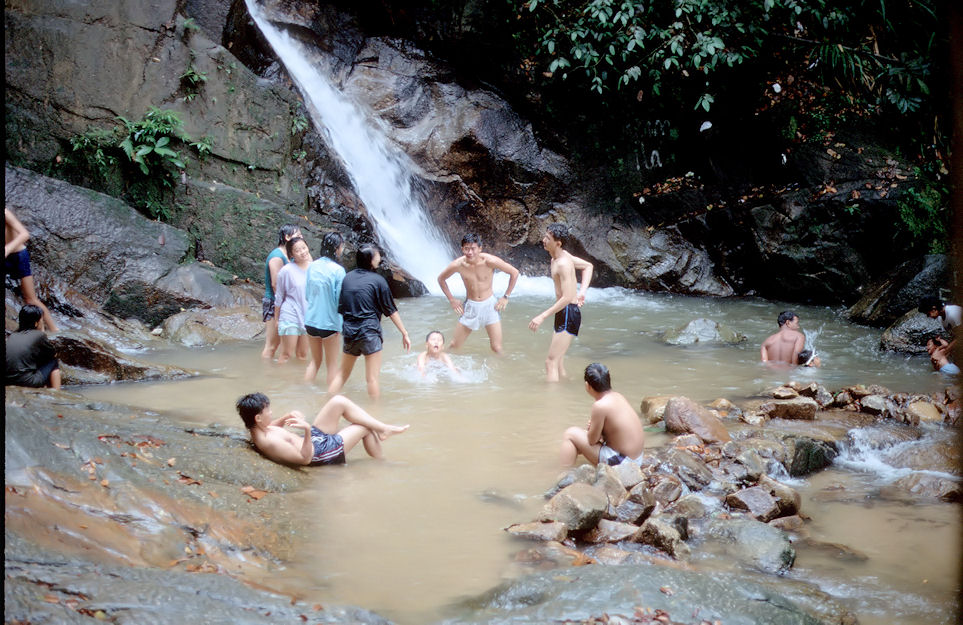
[312, 604, 324, 611]
[208, 490, 219, 498]
[178, 472, 201, 486]
[167, 458, 176, 467]
[53, 442, 70, 449]
[44, 594, 59, 603]
[660, 586, 675, 595]
[100, 479, 109, 488]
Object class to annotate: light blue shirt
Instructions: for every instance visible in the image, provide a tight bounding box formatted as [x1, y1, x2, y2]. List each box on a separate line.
[304, 256, 345, 332]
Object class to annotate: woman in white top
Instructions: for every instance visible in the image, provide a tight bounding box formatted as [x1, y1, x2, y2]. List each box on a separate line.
[274, 237, 312, 364]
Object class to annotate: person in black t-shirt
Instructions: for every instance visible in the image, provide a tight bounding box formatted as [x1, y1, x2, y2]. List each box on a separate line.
[6, 304, 61, 389]
[327, 243, 410, 399]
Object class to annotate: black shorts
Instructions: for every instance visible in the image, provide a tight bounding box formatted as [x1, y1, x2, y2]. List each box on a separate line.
[306, 325, 338, 338]
[261, 297, 275, 322]
[343, 332, 383, 356]
[554, 303, 581, 336]
[5, 248, 32, 280]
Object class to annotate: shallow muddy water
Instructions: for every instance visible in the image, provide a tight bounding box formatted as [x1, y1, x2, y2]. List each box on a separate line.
[78, 286, 959, 624]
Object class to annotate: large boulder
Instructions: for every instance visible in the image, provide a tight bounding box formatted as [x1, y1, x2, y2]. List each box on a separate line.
[4, 166, 237, 326]
[703, 517, 796, 575]
[847, 254, 949, 327]
[662, 318, 747, 345]
[662, 396, 732, 443]
[881, 308, 945, 354]
[53, 333, 195, 385]
[538, 483, 607, 532]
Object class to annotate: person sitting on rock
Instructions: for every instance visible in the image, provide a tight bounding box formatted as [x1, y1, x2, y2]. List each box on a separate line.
[760, 310, 805, 365]
[5, 304, 61, 389]
[235, 392, 409, 466]
[797, 349, 821, 367]
[560, 363, 645, 467]
[926, 336, 960, 376]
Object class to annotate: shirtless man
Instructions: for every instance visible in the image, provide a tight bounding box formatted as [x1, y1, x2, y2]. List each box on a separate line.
[760, 311, 805, 365]
[5, 208, 58, 331]
[528, 224, 593, 382]
[560, 363, 645, 466]
[926, 336, 960, 375]
[437, 233, 520, 354]
[235, 392, 410, 466]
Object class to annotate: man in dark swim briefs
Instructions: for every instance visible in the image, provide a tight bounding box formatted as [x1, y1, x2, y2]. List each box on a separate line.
[236, 393, 410, 466]
[529, 223, 593, 382]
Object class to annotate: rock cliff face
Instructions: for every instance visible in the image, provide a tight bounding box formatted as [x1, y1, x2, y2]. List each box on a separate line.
[5, 0, 927, 301]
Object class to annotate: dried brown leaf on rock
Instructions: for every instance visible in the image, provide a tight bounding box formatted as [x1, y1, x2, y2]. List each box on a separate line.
[177, 472, 201, 486]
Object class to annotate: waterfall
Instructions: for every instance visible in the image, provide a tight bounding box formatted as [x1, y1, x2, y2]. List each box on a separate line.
[245, 0, 453, 294]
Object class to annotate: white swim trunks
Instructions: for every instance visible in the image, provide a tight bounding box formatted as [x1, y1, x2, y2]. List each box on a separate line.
[599, 444, 643, 467]
[458, 295, 500, 331]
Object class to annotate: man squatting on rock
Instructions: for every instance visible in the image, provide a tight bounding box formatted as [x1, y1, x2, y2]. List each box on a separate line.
[760, 310, 805, 365]
[236, 393, 409, 466]
[560, 363, 645, 467]
[437, 233, 519, 354]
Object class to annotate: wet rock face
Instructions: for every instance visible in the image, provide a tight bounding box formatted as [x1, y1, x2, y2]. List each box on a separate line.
[5, 166, 235, 326]
[847, 254, 949, 327]
[881, 308, 946, 354]
[53, 333, 195, 384]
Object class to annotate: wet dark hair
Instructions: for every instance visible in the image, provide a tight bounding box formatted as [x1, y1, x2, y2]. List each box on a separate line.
[319, 232, 344, 260]
[277, 224, 300, 246]
[236, 392, 270, 429]
[18, 305, 43, 332]
[425, 330, 444, 342]
[584, 362, 611, 393]
[797, 349, 813, 365]
[461, 233, 482, 247]
[356, 243, 381, 271]
[918, 296, 943, 314]
[285, 236, 307, 259]
[546, 223, 570, 247]
[777, 311, 797, 327]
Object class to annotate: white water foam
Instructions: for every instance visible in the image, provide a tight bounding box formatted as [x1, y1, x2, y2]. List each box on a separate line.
[834, 428, 960, 484]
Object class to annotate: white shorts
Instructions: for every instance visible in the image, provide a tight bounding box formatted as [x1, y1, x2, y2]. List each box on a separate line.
[458, 295, 500, 331]
[599, 444, 643, 467]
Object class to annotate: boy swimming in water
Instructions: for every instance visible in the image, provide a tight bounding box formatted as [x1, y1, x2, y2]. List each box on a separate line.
[236, 393, 409, 466]
[417, 330, 460, 377]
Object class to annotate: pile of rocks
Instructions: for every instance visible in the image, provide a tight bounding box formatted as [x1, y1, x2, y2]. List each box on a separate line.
[507, 382, 959, 575]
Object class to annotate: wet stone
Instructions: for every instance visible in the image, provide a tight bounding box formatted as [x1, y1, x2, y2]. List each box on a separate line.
[648, 474, 684, 507]
[760, 397, 819, 420]
[539, 483, 608, 531]
[769, 515, 806, 532]
[639, 395, 672, 424]
[582, 519, 642, 544]
[612, 498, 653, 525]
[726, 486, 781, 522]
[506, 521, 568, 542]
[638, 517, 689, 559]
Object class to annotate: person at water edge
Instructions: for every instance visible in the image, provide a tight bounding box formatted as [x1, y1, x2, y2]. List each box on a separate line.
[918, 296, 961, 349]
[262, 224, 301, 359]
[5, 208, 58, 332]
[797, 349, 821, 367]
[560, 363, 645, 467]
[926, 336, 960, 375]
[5, 304, 61, 390]
[327, 243, 411, 399]
[304, 232, 346, 385]
[760, 310, 805, 365]
[417, 330, 460, 377]
[274, 236, 312, 364]
[437, 233, 520, 354]
[528, 223, 594, 382]
[235, 392, 410, 466]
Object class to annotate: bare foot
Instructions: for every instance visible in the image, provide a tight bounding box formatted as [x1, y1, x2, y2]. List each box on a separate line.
[379, 424, 410, 441]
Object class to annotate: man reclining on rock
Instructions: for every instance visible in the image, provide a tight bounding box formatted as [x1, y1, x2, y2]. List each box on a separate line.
[235, 393, 409, 466]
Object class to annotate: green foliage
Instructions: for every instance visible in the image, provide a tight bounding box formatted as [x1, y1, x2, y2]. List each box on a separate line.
[898, 165, 948, 253]
[58, 108, 211, 221]
[291, 103, 310, 136]
[517, 0, 939, 119]
[181, 51, 208, 101]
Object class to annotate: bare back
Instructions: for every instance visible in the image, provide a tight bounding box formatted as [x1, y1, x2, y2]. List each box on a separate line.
[761, 328, 804, 364]
[591, 391, 645, 459]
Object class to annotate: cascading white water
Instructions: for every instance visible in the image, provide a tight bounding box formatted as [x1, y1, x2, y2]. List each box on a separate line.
[245, 0, 453, 293]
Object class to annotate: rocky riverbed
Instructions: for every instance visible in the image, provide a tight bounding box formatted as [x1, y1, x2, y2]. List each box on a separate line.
[6, 374, 959, 624]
